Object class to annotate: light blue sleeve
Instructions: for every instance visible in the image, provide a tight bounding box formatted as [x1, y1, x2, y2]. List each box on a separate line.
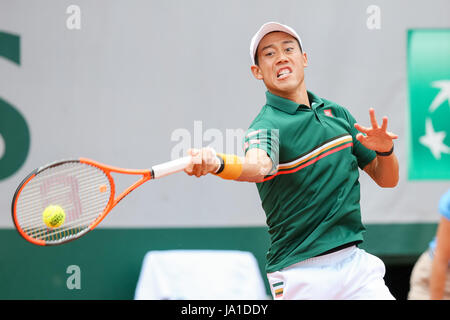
[438, 189, 450, 220]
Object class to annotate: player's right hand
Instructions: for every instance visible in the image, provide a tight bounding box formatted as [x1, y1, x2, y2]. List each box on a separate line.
[184, 148, 220, 177]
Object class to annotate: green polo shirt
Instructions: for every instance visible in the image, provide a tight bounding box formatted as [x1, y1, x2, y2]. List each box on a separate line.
[243, 90, 376, 273]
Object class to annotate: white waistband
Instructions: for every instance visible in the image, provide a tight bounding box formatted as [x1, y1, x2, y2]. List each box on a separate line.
[285, 245, 358, 269]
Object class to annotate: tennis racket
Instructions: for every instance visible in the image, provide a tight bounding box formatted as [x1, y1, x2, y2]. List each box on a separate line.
[11, 156, 191, 246]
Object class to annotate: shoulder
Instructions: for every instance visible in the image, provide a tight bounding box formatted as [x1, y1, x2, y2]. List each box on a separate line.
[248, 105, 279, 131]
[320, 98, 350, 116]
[320, 98, 359, 125]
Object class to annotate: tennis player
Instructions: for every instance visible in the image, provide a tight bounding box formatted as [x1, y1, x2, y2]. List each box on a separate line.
[185, 22, 399, 300]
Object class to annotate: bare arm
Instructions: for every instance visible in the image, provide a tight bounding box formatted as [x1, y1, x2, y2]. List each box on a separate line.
[363, 153, 399, 188]
[235, 148, 273, 182]
[355, 108, 399, 187]
[184, 147, 273, 182]
[430, 217, 450, 299]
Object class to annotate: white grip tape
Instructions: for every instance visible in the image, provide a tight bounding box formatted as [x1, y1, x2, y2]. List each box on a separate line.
[151, 156, 191, 179]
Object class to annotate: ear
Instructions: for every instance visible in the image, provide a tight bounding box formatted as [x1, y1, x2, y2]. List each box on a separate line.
[251, 65, 264, 80]
[302, 52, 308, 68]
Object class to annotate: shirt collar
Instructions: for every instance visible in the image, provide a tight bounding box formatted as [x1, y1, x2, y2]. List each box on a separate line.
[265, 90, 324, 114]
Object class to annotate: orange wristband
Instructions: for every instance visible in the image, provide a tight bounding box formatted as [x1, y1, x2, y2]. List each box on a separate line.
[214, 153, 243, 180]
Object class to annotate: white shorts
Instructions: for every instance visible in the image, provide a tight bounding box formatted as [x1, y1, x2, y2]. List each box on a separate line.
[267, 245, 395, 300]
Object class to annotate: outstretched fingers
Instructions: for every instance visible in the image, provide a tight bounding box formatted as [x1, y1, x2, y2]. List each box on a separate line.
[369, 108, 379, 129]
[387, 131, 399, 139]
[355, 133, 366, 142]
[381, 116, 389, 132]
[354, 123, 370, 134]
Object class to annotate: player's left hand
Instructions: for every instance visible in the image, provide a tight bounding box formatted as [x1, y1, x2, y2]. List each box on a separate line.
[354, 108, 398, 153]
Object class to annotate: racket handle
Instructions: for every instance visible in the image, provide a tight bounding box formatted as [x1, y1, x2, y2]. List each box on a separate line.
[151, 156, 192, 179]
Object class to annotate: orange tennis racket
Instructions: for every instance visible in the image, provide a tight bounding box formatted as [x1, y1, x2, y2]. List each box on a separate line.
[11, 156, 191, 246]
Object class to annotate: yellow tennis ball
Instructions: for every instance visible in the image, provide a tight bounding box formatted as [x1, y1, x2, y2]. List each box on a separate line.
[42, 205, 66, 228]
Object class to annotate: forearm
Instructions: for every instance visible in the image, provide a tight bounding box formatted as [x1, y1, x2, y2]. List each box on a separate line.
[184, 148, 273, 181]
[364, 152, 399, 188]
[430, 255, 447, 299]
[430, 217, 450, 299]
[216, 149, 273, 182]
[374, 153, 399, 187]
[235, 155, 272, 182]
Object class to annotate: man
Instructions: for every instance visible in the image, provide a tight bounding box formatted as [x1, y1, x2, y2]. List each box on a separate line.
[185, 22, 399, 299]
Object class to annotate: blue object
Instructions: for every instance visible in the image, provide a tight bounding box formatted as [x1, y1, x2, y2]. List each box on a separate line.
[428, 189, 450, 258]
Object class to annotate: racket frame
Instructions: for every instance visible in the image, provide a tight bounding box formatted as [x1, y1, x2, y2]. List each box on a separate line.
[12, 156, 190, 246]
[11, 158, 152, 246]
[79, 157, 152, 230]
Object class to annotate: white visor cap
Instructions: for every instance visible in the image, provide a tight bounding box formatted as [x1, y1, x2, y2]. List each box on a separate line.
[250, 22, 303, 65]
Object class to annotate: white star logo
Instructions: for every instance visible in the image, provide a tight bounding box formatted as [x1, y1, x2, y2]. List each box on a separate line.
[418, 80, 450, 160]
[429, 80, 450, 112]
[419, 118, 450, 160]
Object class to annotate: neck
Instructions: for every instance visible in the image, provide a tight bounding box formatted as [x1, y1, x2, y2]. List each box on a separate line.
[270, 83, 309, 107]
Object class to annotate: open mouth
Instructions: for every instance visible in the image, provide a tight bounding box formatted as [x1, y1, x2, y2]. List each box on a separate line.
[276, 67, 292, 79]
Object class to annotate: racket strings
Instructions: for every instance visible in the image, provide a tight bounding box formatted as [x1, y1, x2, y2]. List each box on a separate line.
[18, 178, 107, 222]
[15, 161, 112, 244]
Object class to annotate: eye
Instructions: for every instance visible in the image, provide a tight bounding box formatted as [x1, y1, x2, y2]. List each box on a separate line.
[285, 47, 294, 52]
[265, 51, 275, 57]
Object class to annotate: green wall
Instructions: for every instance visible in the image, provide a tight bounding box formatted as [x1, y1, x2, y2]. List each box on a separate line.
[0, 223, 437, 299]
